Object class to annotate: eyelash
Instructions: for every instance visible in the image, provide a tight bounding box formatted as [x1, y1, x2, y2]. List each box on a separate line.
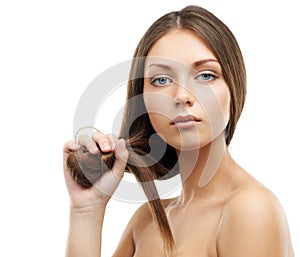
[150, 72, 217, 87]
[195, 72, 217, 82]
[150, 76, 173, 86]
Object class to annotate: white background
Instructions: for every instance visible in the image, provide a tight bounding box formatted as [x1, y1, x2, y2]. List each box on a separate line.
[0, 0, 299, 256]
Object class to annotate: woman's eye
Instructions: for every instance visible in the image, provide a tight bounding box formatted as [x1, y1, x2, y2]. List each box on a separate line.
[151, 77, 172, 86]
[196, 73, 217, 82]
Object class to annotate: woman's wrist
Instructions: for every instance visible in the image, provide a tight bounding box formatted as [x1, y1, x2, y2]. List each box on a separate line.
[67, 203, 105, 257]
[70, 202, 106, 216]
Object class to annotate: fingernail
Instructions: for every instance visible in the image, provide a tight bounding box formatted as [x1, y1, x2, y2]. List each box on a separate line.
[73, 143, 80, 149]
[119, 139, 125, 149]
[102, 142, 110, 150]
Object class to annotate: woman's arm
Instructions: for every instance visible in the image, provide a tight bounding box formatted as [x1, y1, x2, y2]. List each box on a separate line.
[217, 186, 294, 257]
[63, 134, 129, 257]
[66, 205, 105, 257]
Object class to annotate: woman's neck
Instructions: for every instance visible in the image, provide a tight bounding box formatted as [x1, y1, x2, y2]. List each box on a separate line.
[176, 133, 233, 206]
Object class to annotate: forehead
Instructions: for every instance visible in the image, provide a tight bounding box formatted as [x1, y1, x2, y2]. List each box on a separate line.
[147, 29, 217, 67]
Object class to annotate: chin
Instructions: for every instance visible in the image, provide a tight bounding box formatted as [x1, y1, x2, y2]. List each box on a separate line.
[168, 134, 212, 151]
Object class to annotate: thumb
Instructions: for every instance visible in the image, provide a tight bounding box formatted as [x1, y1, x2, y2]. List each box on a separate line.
[112, 138, 129, 178]
[92, 139, 129, 199]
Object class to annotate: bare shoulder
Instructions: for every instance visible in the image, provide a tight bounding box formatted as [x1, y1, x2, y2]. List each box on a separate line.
[114, 199, 174, 256]
[112, 203, 151, 257]
[225, 185, 282, 214]
[217, 185, 294, 257]
[131, 202, 153, 230]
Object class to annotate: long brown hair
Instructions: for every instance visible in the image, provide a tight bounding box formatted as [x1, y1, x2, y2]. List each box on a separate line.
[67, 5, 247, 256]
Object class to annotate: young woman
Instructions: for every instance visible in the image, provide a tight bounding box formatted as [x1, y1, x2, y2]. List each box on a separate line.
[63, 5, 294, 257]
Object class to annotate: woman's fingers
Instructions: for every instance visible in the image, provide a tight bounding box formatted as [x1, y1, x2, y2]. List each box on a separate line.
[92, 139, 128, 198]
[78, 135, 99, 154]
[63, 141, 84, 193]
[77, 131, 117, 154]
[76, 134, 127, 176]
[63, 141, 79, 173]
[112, 139, 128, 178]
[63, 134, 128, 200]
[63, 140, 80, 153]
[92, 131, 115, 152]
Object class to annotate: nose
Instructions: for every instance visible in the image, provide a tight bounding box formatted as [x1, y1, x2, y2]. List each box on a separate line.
[175, 85, 195, 107]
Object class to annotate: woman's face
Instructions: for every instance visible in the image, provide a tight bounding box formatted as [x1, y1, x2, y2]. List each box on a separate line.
[143, 29, 230, 150]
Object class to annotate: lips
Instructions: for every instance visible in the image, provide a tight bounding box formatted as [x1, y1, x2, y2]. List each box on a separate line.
[171, 115, 201, 128]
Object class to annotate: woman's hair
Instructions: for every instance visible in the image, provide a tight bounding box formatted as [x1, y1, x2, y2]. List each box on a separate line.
[67, 5, 246, 256]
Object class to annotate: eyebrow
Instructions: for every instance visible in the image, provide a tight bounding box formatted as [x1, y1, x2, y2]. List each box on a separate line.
[192, 59, 219, 68]
[146, 63, 173, 71]
[146, 59, 219, 70]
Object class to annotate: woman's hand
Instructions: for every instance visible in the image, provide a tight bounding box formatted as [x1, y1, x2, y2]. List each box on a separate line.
[63, 131, 128, 210]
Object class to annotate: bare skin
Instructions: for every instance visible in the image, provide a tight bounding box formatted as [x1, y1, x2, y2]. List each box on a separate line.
[64, 29, 294, 256]
[64, 136, 129, 257]
[64, 135, 294, 257]
[113, 148, 294, 256]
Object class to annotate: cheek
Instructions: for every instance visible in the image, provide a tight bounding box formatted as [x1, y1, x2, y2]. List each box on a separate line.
[144, 94, 171, 133]
[213, 86, 231, 124]
[143, 91, 174, 120]
[144, 93, 164, 124]
[147, 113, 168, 133]
[193, 84, 230, 139]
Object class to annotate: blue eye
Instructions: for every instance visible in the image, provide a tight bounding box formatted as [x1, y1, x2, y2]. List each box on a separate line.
[151, 77, 172, 86]
[197, 73, 217, 81]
